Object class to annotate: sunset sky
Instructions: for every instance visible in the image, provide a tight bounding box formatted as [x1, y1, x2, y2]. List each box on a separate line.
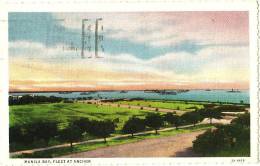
[9, 12, 249, 92]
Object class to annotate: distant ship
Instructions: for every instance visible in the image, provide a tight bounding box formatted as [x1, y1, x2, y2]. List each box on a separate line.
[176, 89, 190, 93]
[144, 90, 157, 93]
[159, 90, 177, 95]
[80, 92, 89, 95]
[227, 89, 241, 93]
[58, 92, 72, 94]
[80, 92, 97, 95]
[205, 89, 211, 91]
[120, 90, 128, 93]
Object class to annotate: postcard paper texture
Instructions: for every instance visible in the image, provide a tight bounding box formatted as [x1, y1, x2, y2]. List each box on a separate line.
[0, 0, 259, 165]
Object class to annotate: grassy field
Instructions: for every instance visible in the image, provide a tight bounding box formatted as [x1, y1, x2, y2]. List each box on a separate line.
[10, 102, 155, 131]
[12, 124, 213, 158]
[10, 100, 249, 157]
[115, 100, 204, 111]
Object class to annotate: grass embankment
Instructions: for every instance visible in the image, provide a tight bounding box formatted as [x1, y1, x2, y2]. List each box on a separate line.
[115, 100, 204, 111]
[12, 124, 213, 158]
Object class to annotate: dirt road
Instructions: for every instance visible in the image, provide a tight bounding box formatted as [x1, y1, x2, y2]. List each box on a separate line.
[61, 130, 205, 158]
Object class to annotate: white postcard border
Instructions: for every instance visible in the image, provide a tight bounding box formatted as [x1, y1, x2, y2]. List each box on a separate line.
[0, 0, 259, 165]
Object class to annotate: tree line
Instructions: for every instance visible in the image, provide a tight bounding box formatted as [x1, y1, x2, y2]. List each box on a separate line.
[9, 95, 63, 105]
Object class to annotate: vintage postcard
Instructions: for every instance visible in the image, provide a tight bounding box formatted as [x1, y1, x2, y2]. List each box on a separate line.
[0, 0, 259, 165]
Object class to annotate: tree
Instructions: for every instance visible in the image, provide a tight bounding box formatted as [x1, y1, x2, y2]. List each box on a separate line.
[164, 113, 182, 129]
[216, 124, 242, 148]
[145, 113, 164, 134]
[59, 124, 83, 151]
[181, 111, 203, 126]
[231, 113, 250, 127]
[9, 125, 23, 144]
[73, 118, 91, 133]
[199, 108, 222, 124]
[192, 129, 228, 156]
[32, 121, 58, 146]
[122, 117, 146, 137]
[89, 120, 115, 142]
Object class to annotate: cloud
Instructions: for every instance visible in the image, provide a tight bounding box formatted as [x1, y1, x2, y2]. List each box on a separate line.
[53, 12, 248, 47]
[145, 45, 249, 82]
[9, 40, 249, 87]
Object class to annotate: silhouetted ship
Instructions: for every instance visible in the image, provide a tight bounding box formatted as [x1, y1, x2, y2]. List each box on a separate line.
[144, 90, 177, 95]
[205, 89, 211, 91]
[144, 90, 157, 93]
[159, 90, 177, 95]
[227, 89, 241, 93]
[58, 92, 72, 94]
[80, 91, 97, 95]
[176, 89, 190, 93]
[120, 90, 128, 93]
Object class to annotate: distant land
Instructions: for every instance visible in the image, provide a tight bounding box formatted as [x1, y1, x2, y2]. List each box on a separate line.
[9, 82, 249, 93]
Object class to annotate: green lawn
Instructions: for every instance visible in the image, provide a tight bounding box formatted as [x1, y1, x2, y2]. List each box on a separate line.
[12, 124, 213, 158]
[115, 100, 204, 111]
[10, 103, 155, 131]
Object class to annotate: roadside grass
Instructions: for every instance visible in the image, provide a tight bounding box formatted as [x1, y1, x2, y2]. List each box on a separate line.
[115, 100, 204, 111]
[12, 124, 213, 158]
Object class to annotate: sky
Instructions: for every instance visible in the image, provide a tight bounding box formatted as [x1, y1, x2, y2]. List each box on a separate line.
[9, 12, 249, 91]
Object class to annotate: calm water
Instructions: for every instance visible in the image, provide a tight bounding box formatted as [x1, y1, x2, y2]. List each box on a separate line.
[10, 90, 250, 104]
